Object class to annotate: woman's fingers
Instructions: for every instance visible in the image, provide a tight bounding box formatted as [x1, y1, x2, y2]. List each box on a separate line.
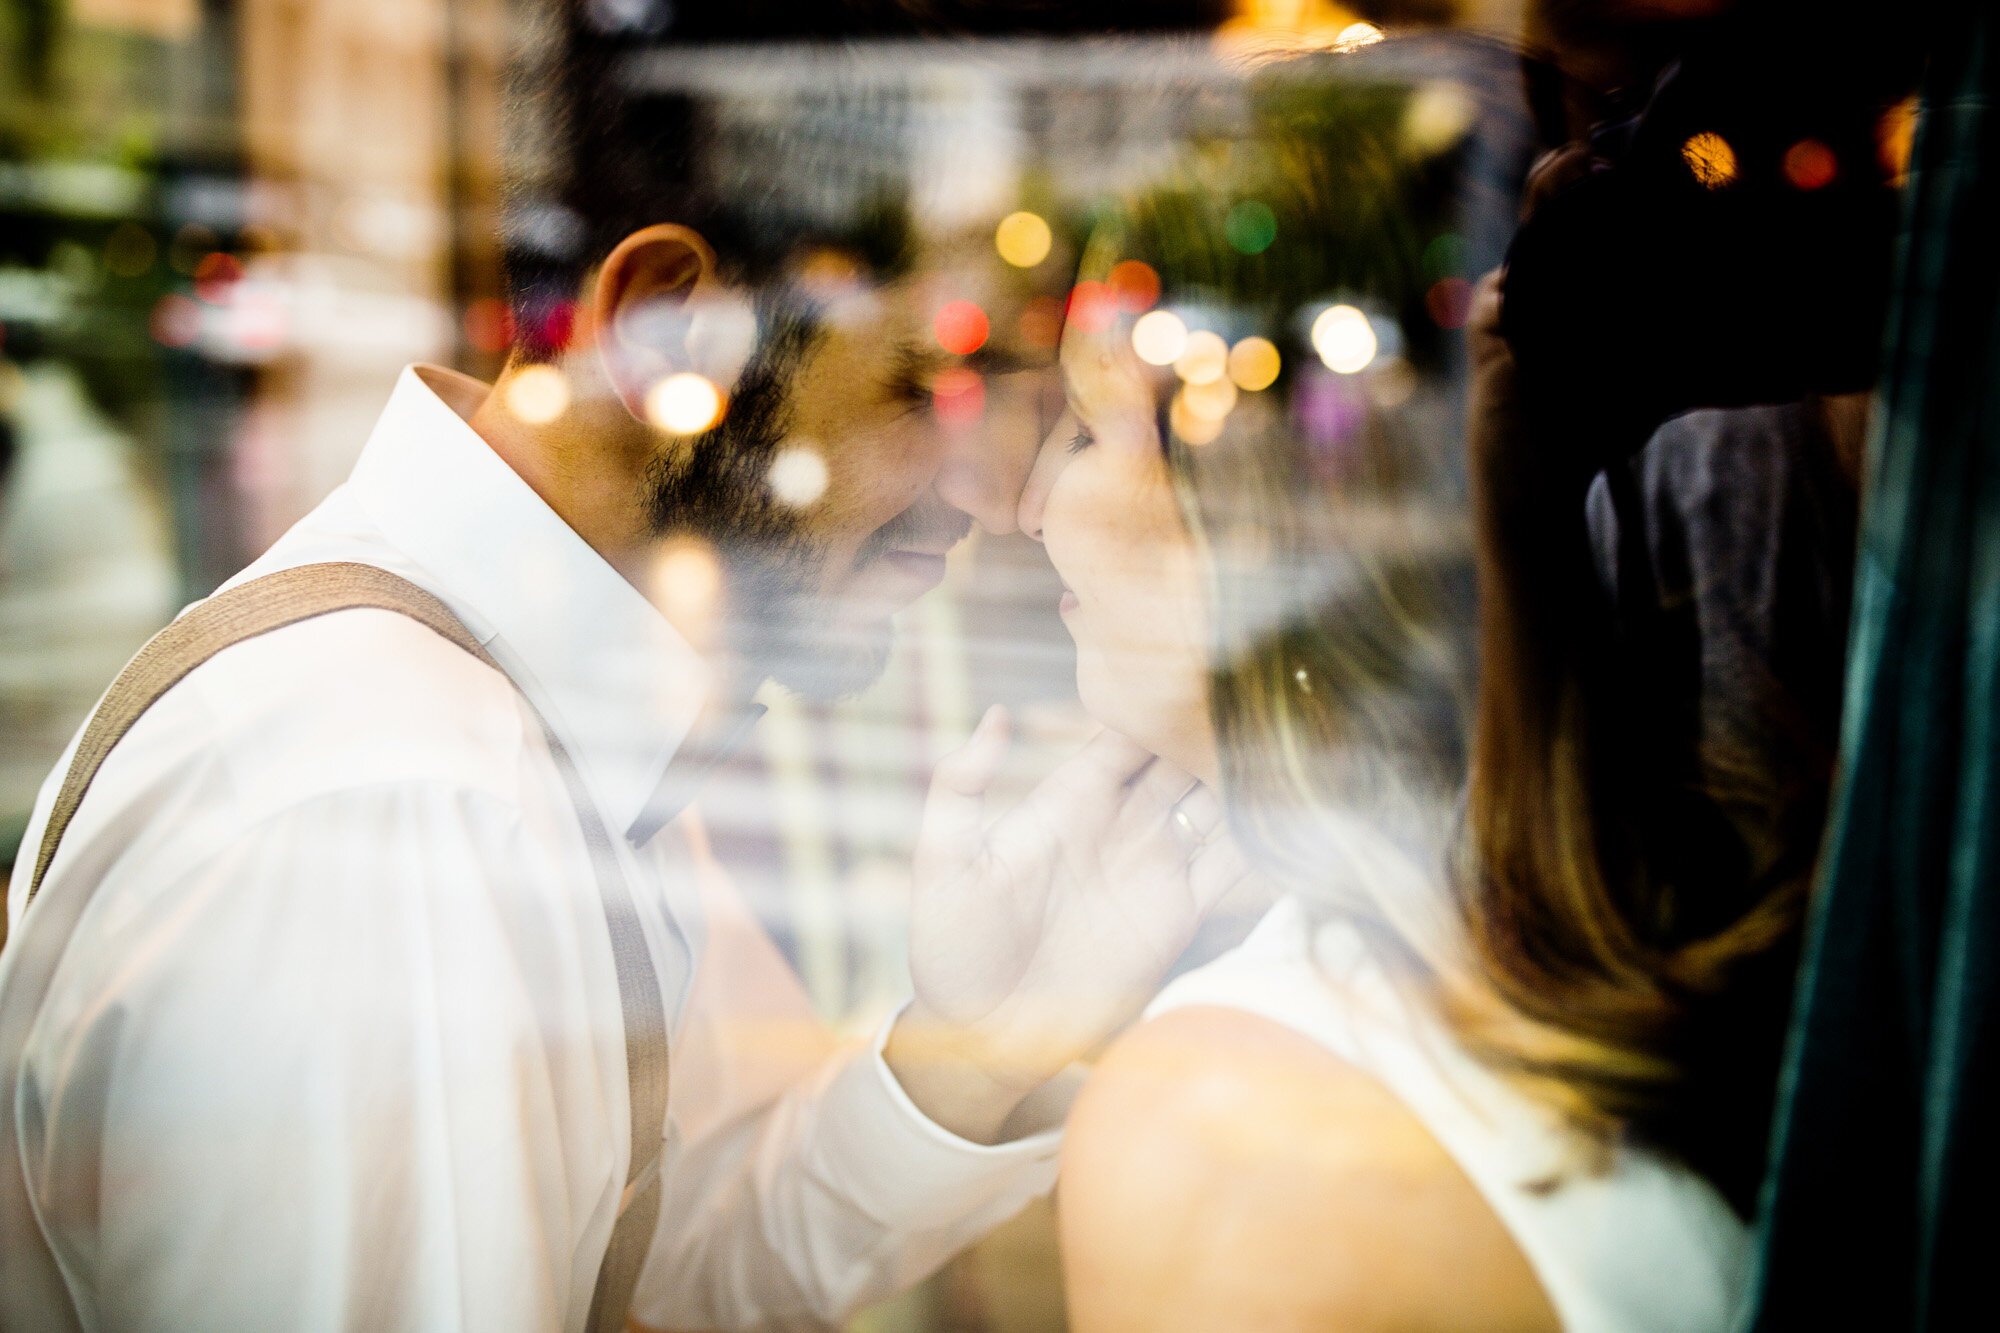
[1187, 827, 1255, 914]
[916, 705, 1011, 881]
[1113, 756, 1199, 837]
[1166, 782, 1227, 854]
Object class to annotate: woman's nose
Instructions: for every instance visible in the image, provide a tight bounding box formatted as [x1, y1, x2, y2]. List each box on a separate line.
[1016, 445, 1065, 542]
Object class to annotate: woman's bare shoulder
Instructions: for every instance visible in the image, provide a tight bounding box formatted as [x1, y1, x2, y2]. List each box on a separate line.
[1059, 1004, 1559, 1333]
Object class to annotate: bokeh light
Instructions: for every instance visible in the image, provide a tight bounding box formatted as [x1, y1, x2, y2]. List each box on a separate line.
[1681, 132, 1738, 189]
[768, 444, 830, 507]
[933, 366, 985, 425]
[1426, 277, 1472, 329]
[1335, 22, 1384, 50]
[1131, 309, 1188, 366]
[1108, 259, 1161, 312]
[505, 365, 571, 424]
[1311, 304, 1378, 374]
[653, 537, 722, 633]
[102, 223, 157, 278]
[1170, 390, 1227, 445]
[1181, 375, 1238, 421]
[1065, 280, 1117, 334]
[194, 252, 243, 303]
[464, 297, 515, 354]
[1227, 336, 1281, 391]
[150, 293, 202, 348]
[647, 372, 725, 434]
[1225, 200, 1278, 255]
[1783, 139, 1838, 190]
[933, 299, 990, 355]
[537, 301, 578, 356]
[1174, 329, 1229, 384]
[1422, 231, 1465, 283]
[995, 211, 1053, 268]
[1403, 82, 1475, 156]
[1878, 96, 1918, 185]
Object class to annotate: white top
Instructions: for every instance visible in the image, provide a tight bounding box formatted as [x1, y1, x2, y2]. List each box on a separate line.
[1148, 896, 1752, 1333]
[0, 365, 1060, 1333]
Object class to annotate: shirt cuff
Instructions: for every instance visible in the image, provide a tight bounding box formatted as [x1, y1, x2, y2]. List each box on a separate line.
[808, 1006, 1066, 1232]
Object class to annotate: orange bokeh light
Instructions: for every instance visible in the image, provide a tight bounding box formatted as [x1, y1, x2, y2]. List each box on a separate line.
[934, 299, 990, 356]
[1107, 260, 1161, 312]
[1065, 280, 1117, 334]
[464, 297, 516, 354]
[193, 251, 243, 303]
[1783, 139, 1838, 191]
[933, 366, 985, 425]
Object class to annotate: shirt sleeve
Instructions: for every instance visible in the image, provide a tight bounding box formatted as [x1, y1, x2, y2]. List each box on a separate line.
[629, 817, 1067, 1330]
[18, 779, 620, 1333]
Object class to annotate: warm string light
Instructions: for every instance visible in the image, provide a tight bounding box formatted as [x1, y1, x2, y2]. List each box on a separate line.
[768, 444, 829, 506]
[1311, 304, 1377, 374]
[1174, 330, 1229, 385]
[1783, 139, 1838, 191]
[1227, 336, 1281, 391]
[933, 300, 990, 356]
[995, 211, 1053, 268]
[505, 365, 570, 423]
[1681, 132, 1738, 189]
[1131, 310, 1188, 366]
[647, 372, 725, 434]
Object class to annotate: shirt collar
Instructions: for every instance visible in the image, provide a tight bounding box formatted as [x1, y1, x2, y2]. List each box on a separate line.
[345, 364, 756, 844]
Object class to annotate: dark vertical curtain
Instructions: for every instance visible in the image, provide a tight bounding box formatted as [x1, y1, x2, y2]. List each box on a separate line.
[1744, 6, 1998, 1329]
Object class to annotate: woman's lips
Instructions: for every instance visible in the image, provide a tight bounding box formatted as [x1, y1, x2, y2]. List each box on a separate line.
[1058, 588, 1080, 616]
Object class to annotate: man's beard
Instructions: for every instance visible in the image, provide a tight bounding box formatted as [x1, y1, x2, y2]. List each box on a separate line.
[640, 294, 965, 700]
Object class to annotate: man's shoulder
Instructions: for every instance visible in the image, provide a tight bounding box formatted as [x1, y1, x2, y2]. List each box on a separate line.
[173, 602, 532, 811]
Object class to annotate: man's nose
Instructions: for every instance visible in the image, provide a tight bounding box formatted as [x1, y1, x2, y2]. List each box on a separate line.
[934, 450, 1023, 537]
[934, 414, 1042, 537]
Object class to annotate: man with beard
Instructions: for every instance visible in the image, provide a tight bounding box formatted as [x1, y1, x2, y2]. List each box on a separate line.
[0, 47, 1246, 1333]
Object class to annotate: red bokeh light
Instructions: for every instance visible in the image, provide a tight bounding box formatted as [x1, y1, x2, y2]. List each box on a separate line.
[538, 301, 577, 356]
[1426, 277, 1473, 329]
[1065, 280, 1117, 334]
[150, 293, 203, 348]
[1783, 139, 1838, 191]
[464, 297, 516, 354]
[1017, 295, 1064, 349]
[193, 252, 243, 304]
[932, 366, 985, 425]
[1107, 260, 1161, 313]
[933, 300, 990, 356]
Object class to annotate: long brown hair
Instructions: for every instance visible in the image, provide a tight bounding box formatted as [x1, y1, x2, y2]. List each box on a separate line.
[1117, 44, 1821, 1202]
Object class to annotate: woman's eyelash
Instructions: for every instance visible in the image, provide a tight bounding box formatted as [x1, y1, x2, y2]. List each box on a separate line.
[1066, 427, 1096, 454]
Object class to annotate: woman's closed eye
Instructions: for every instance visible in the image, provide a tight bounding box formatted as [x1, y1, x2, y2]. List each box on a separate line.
[1068, 425, 1097, 454]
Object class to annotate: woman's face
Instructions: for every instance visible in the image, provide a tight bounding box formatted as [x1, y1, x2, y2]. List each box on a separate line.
[1016, 309, 1218, 783]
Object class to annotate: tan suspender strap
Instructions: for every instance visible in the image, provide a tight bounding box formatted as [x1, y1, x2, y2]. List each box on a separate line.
[15, 561, 667, 1333]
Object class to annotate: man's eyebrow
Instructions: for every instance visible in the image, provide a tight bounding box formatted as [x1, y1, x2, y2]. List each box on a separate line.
[885, 340, 949, 391]
[884, 338, 1044, 393]
[964, 343, 1043, 376]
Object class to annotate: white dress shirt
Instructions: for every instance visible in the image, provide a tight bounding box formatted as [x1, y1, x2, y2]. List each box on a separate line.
[0, 365, 1061, 1333]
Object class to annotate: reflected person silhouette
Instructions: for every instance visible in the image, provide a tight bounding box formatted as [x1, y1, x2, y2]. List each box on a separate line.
[1009, 53, 1757, 1332]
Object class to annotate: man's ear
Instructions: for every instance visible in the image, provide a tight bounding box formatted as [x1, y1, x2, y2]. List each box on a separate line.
[592, 223, 724, 422]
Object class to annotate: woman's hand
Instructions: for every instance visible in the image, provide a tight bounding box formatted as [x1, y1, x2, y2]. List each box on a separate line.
[884, 708, 1252, 1143]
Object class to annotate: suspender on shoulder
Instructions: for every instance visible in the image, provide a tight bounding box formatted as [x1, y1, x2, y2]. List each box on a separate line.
[5, 561, 667, 1333]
